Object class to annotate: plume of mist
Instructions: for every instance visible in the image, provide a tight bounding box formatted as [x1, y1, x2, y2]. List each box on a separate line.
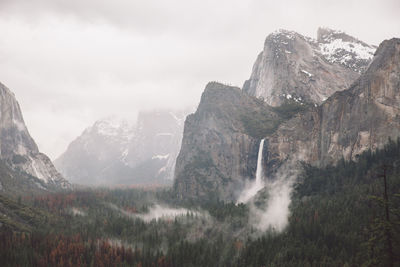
[108, 203, 202, 222]
[70, 207, 86, 216]
[250, 176, 295, 232]
[136, 204, 200, 222]
[236, 177, 264, 204]
[247, 157, 301, 233]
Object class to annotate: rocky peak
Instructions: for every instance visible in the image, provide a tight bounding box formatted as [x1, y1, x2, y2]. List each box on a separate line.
[0, 82, 70, 190]
[361, 37, 399, 77]
[265, 29, 302, 48]
[55, 109, 190, 185]
[173, 82, 283, 201]
[353, 37, 400, 114]
[0, 82, 38, 156]
[89, 116, 132, 138]
[317, 27, 364, 44]
[54, 116, 133, 184]
[243, 28, 362, 106]
[81, 117, 133, 148]
[265, 37, 400, 169]
[317, 27, 376, 73]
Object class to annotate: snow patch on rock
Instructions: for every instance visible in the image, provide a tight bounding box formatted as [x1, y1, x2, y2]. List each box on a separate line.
[301, 69, 313, 77]
[152, 154, 169, 160]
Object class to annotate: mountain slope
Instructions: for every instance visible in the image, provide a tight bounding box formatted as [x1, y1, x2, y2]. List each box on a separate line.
[317, 27, 376, 73]
[243, 28, 375, 106]
[265, 38, 400, 170]
[0, 82, 70, 190]
[0, 159, 55, 196]
[54, 117, 132, 185]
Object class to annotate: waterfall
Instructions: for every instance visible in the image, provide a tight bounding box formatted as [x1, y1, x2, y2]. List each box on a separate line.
[254, 138, 265, 187]
[237, 138, 265, 203]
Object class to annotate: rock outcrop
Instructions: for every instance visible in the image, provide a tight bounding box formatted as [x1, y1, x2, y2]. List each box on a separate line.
[0, 82, 70, 190]
[173, 82, 285, 201]
[265, 38, 400, 168]
[243, 28, 375, 106]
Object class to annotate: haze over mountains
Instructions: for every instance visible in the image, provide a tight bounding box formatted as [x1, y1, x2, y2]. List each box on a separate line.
[55, 109, 191, 185]
[0, 27, 398, 200]
[0, 23, 399, 266]
[50, 27, 385, 190]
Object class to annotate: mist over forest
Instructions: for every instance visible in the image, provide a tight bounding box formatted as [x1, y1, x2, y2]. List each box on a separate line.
[1, 0, 400, 266]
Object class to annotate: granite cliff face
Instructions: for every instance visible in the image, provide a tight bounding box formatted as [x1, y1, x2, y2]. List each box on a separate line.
[174, 37, 398, 202]
[0, 82, 70, 190]
[243, 28, 375, 106]
[173, 82, 287, 201]
[265, 38, 400, 169]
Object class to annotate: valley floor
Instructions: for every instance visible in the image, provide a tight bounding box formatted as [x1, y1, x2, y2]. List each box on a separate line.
[1, 139, 400, 266]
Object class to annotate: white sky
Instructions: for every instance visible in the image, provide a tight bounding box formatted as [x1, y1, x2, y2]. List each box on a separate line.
[0, 0, 399, 159]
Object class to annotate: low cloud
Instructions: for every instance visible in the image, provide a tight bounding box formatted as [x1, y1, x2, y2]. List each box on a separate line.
[109, 203, 202, 222]
[70, 207, 87, 216]
[245, 157, 301, 232]
[251, 177, 295, 232]
[0, 0, 398, 159]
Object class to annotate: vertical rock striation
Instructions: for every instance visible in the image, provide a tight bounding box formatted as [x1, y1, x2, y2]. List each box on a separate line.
[0, 82, 70, 190]
[173, 82, 281, 201]
[243, 28, 375, 106]
[266, 38, 400, 168]
[174, 37, 399, 202]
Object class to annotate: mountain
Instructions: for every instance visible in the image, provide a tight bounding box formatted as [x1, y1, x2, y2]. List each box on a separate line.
[55, 109, 190, 185]
[173, 82, 306, 201]
[54, 117, 131, 185]
[173, 36, 399, 201]
[265, 38, 400, 169]
[317, 27, 377, 73]
[243, 28, 375, 106]
[0, 82, 70, 191]
[123, 110, 188, 182]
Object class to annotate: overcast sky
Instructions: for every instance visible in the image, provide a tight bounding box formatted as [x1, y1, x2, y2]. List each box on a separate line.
[0, 0, 399, 159]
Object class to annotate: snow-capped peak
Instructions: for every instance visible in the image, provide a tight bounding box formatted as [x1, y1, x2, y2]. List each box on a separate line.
[266, 28, 375, 73]
[317, 27, 376, 73]
[271, 29, 296, 40]
[89, 116, 133, 138]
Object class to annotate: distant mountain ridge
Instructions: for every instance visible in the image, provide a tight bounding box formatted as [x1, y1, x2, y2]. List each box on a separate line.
[55, 109, 191, 185]
[0, 82, 70, 192]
